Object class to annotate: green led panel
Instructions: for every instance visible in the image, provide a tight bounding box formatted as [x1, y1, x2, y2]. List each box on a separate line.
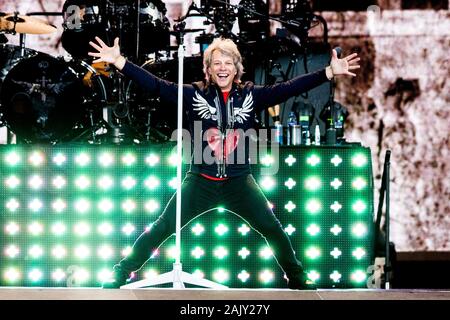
[0, 144, 374, 288]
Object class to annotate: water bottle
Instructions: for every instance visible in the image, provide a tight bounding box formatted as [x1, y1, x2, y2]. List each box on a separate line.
[286, 111, 297, 145]
[314, 125, 321, 146]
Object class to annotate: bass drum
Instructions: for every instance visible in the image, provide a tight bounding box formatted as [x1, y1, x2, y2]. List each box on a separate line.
[125, 56, 204, 141]
[0, 53, 107, 143]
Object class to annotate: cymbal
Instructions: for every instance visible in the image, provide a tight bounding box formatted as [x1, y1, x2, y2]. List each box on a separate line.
[0, 13, 57, 34]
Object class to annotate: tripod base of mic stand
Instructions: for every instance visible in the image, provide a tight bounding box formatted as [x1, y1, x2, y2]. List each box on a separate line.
[121, 263, 228, 289]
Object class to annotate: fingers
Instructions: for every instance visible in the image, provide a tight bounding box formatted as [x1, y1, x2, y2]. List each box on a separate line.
[345, 53, 358, 61]
[92, 58, 103, 64]
[89, 41, 102, 52]
[88, 52, 102, 57]
[95, 36, 107, 48]
[347, 71, 356, 77]
[114, 37, 120, 47]
[332, 49, 338, 59]
[348, 65, 360, 70]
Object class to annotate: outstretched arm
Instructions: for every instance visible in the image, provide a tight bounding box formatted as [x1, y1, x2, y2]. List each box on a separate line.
[88, 37, 126, 70]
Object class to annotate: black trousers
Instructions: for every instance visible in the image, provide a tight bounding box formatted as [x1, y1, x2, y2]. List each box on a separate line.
[117, 172, 304, 277]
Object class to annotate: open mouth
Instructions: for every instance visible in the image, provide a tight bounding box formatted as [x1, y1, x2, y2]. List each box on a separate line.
[217, 73, 229, 80]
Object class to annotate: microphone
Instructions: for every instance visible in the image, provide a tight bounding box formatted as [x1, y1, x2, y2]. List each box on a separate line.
[334, 47, 342, 59]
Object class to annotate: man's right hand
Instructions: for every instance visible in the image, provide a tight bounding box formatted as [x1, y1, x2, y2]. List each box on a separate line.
[88, 37, 126, 70]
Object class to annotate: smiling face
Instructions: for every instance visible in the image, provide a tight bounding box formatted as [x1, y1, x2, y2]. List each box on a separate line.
[207, 50, 237, 92]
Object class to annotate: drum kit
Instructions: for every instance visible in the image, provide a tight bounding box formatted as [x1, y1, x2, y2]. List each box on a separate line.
[0, 0, 315, 145]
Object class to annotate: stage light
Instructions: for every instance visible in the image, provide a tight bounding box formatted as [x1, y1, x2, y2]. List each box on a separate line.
[122, 223, 136, 236]
[97, 222, 114, 236]
[5, 245, 20, 258]
[192, 269, 205, 279]
[75, 198, 91, 214]
[98, 198, 114, 213]
[52, 176, 67, 189]
[74, 245, 91, 260]
[259, 176, 275, 191]
[28, 222, 44, 236]
[73, 268, 90, 284]
[330, 178, 343, 189]
[259, 247, 273, 260]
[74, 221, 91, 237]
[352, 177, 367, 190]
[28, 151, 45, 166]
[97, 245, 114, 260]
[5, 221, 20, 235]
[98, 152, 114, 167]
[284, 224, 296, 236]
[330, 155, 343, 166]
[259, 270, 274, 284]
[306, 246, 321, 260]
[306, 199, 322, 214]
[237, 224, 250, 236]
[28, 198, 43, 212]
[352, 200, 367, 214]
[352, 248, 366, 260]
[214, 223, 229, 236]
[28, 245, 44, 259]
[307, 270, 320, 282]
[75, 153, 90, 166]
[260, 154, 274, 167]
[144, 200, 160, 214]
[213, 269, 229, 283]
[330, 247, 342, 259]
[97, 175, 114, 190]
[238, 247, 250, 259]
[5, 151, 21, 166]
[238, 270, 250, 282]
[52, 153, 66, 166]
[284, 201, 296, 212]
[284, 178, 296, 189]
[122, 199, 137, 213]
[144, 176, 160, 190]
[284, 154, 296, 166]
[191, 223, 205, 236]
[330, 224, 342, 236]
[191, 246, 205, 259]
[121, 176, 137, 190]
[0, 145, 374, 288]
[28, 269, 43, 282]
[166, 246, 178, 260]
[51, 199, 67, 213]
[330, 271, 342, 283]
[52, 269, 66, 282]
[351, 223, 367, 238]
[145, 154, 160, 166]
[306, 154, 321, 166]
[5, 175, 20, 189]
[51, 245, 67, 259]
[306, 224, 320, 236]
[98, 269, 113, 283]
[75, 175, 91, 190]
[143, 269, 159, 280]
[351, 153, 367, 167]
[213, 246, 228, 259]
[28, 175, 44, 190]
[4, 268, 21, 282]
[121, 153, 136, 166]
[168, 153, 180, 166]
[351, 270, 367, 283]
[305, 176, 321, 191]
[6, 198, 20, 212]
[168, 177, 178, 189]
[51, 222, 67, 236]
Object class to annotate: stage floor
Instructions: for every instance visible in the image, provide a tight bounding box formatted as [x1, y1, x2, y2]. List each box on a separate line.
[1, 287, 450, 300]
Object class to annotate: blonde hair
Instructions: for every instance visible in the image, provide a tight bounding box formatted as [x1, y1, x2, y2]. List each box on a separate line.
[203, 38, 244, 83]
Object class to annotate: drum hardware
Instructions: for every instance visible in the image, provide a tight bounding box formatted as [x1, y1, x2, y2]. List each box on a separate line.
[0, 12, 57, 35]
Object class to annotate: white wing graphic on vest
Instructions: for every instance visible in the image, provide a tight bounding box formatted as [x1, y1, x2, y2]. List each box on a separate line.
[234, 92, 253, 123]
[193, 91, 217, 121]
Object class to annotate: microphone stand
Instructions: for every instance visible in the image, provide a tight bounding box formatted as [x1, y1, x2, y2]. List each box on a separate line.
[122, 20, 226, 290]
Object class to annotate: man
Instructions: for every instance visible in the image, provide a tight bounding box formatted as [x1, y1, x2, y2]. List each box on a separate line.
[88, 36, 359, 289]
